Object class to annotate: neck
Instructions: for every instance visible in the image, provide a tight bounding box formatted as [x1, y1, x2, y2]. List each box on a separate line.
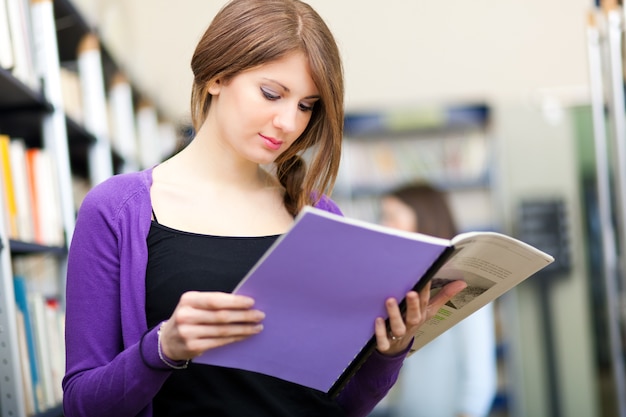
[161, 126, 275, 191]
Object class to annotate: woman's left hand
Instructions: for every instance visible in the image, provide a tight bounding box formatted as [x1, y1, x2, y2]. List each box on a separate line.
[375, 279, 467, 356]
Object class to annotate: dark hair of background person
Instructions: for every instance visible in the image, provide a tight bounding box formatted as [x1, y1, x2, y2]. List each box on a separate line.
[388, 183, 458, 239]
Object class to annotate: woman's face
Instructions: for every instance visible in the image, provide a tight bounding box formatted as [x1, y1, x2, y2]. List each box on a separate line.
[207, 51, 320, 165]
[380, 196, 418, 233]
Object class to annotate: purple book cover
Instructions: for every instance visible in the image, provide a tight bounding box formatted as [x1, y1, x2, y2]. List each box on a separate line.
[194, 206, 449, 393]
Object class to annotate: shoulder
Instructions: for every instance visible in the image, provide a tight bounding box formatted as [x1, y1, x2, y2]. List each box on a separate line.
[313, 194, 343, 215]
[78, 169, 152, 220]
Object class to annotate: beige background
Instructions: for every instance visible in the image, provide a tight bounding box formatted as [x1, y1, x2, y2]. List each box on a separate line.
[72, 0, 591, 125]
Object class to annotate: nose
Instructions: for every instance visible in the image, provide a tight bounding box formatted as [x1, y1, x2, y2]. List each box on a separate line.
[273, 104, 299, 133]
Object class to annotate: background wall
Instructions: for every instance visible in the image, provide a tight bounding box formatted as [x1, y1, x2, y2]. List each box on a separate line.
[72, 0, 591, 123]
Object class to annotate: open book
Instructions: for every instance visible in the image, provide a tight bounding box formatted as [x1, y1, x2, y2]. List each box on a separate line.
[194, 206, 554, 397]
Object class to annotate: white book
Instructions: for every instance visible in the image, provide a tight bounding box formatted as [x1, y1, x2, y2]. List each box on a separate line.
[77, 33, 114, 184]
[15, 309, 36, 415]
[28, 292, 55, 408]
[5, 0, 38, 89]
[60, 67, 84, 124]
[32, 150, 63, 246]
[43, 299, 64, 403]
[136, 102, 161, 169]
[109, 73, 139, 171]
[0, 0, 14, 69]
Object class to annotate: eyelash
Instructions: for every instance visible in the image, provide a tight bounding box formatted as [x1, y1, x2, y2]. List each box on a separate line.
[261, 88, 314, 113]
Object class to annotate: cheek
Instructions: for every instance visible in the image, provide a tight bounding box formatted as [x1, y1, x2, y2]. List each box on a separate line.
[382, 209, 416, 232]
[284, 114, 313, 146]
[293, 113, 312, 136]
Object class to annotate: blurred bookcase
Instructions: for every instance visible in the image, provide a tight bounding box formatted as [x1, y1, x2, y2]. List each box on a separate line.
[0, 0, 175, 415]
[334, 102, 497, 233]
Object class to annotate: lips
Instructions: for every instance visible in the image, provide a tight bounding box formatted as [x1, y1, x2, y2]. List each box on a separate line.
[260, 134, 283, 151]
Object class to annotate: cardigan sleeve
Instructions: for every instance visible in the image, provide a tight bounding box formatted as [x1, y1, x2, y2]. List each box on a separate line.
[335, 347, 408, 417]
[62, 178, 171, 417]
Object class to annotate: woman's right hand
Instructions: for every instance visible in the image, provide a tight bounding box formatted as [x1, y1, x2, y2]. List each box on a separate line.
[159, 291, 265, 361]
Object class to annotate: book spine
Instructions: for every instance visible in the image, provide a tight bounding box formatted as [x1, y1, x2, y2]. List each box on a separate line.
[60, 66, 84, 125]
[9, 138, 35, 243]
[77, 33, 114, 185]
[31, 0, 76, 244]
[32, 150, 64, 246]
[0, 209, 27, 416]
[24, 148, 43, 244]
[13, 275, 42, 413]
[136, 100, 162, 169]
[0, 0, 15, 70]
[0, 134, 18, 239]
[15, 309, 36, 414]
[5, 0, 38, 89]
[28, 292, 56, 408]
[109, 72, 139, 172]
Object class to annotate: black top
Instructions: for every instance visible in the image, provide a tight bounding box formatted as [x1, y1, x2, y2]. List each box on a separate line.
[145, 221, 347, 417]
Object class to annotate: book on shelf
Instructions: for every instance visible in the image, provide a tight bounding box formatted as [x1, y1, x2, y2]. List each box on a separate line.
[28, 291, 65, 409]
[337, 132, 490, 194]
[14, 275, 43, 413]
[77, 33, 114, 184]
[60, 66, 84, 125]
[25, 148, 42, 244]
[24, 147, 64, 246]
[5, 0, 39, 89]
[108, 72, 139, 171]
[0, 134, 19, 239]
[15, 308, 36, 415]
[0, 0, 15, 70]
[9, 138, 35, 242]
[136, 100, 162, 169]
[195, 206, 554, 397]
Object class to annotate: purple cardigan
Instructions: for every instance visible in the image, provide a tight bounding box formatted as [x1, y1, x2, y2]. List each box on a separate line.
[62, 168, 405, 417]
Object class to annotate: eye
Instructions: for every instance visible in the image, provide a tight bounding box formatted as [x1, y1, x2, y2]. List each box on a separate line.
[298, 102, 315, 112]
[261, 87, 280, 100]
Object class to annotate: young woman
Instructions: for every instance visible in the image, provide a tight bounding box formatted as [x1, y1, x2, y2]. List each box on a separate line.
[62, 1, 465, 416]
[380, 183, 497, 417]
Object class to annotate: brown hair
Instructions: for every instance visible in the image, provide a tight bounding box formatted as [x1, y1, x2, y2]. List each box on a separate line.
[388, 183, 458, 239]
[190, 0, 344, 216]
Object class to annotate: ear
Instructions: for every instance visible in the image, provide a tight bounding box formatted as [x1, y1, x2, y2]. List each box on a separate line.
[208, 78, 222, 95]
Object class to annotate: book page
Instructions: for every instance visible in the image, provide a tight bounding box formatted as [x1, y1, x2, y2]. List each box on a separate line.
[410, 232, 554, 352]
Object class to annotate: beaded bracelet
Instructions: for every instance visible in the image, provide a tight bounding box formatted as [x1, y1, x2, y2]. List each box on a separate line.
[157, 322, 190, 370]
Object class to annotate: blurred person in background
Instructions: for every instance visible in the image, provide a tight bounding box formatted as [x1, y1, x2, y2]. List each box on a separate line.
[379, 182, 497, 417]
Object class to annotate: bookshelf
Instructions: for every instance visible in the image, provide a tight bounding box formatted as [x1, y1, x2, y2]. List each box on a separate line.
[335, 102, 496, 232]
[0, 0, 174, 415]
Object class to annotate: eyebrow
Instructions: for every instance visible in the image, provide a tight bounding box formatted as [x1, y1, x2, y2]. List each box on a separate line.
[263, 78, 320, 99]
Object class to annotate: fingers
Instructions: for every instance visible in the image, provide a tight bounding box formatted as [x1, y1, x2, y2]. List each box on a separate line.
[173, 291, 264, 325]
[161, 291, 266, 360]
[402, 290, 425, 330]
[427, 279, 467, 314]
[180, 290, 256, 310]
[164, 321, 264, 358]
[386, 294, 409, 338]
[375, 279, 467, 357]
[375, 293, 418, 355]
[374, 317, 392, 352]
